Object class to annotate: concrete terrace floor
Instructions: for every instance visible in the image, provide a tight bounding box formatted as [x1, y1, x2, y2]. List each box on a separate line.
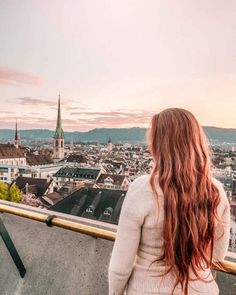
[0, 201, 235, 295]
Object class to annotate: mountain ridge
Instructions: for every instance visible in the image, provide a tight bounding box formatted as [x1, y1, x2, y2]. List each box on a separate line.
[0, 127, 236, 143]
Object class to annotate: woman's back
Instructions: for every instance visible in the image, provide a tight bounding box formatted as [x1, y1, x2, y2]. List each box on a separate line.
[109, 108, 230, 295]
[108, 174, 230, 295]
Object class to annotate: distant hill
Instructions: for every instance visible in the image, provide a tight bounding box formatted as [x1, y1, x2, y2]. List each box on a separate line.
[0, 127, 236, 144]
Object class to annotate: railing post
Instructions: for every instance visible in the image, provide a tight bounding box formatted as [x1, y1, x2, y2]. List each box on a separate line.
[0, 216, 26, 278]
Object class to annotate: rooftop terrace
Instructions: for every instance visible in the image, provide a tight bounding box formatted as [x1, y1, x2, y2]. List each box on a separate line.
[0, 200, 235, 295]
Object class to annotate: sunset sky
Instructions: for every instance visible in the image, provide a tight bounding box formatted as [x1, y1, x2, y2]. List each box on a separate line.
[0, 0, 235, 131]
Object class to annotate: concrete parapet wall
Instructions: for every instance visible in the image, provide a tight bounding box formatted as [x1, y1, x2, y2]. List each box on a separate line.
[0, 208, 113, 295]
[0, 201, 235, 295]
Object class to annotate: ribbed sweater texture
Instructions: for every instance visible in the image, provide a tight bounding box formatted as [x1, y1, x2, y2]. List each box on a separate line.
[108, 175, 230, 295]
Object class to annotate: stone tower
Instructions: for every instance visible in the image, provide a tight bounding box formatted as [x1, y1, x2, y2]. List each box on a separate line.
[107, 137, 113, 152]
[53, 95, 65, 160]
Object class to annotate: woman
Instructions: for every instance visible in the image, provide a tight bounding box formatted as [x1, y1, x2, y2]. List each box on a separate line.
[108, 108, 230, 295]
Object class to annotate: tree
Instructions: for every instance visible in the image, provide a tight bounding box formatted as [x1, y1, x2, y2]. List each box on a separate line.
[8, 184, 22, 203]
[0, 182, 22, 203]
[0, 182, 8, 200]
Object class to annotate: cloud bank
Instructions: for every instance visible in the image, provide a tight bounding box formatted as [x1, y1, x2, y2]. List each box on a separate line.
[0, 66, 42, 86]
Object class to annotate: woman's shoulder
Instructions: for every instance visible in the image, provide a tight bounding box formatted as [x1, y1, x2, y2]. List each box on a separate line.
[131, 174, 151, 187]
[211, 177, 230, 215]
[127, 175, 157, 206]
[124, 175, 152, 204]
[212, 177, 226, 198]
[122, 175, 154, 219]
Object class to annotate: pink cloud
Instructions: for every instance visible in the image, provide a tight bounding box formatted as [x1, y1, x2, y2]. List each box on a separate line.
[0, 110, 15, 114]
[0, 109, 154, 131]
[64, 110, 154, 130]
[16, 97, 84, 108]
[71, 111, 126, 117]
[70, 110, 154, 122]
[0, 66, 43, 86]
[17, 97, 55, 106]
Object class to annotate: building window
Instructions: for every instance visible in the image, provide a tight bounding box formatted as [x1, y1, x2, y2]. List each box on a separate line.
[86, 207, 93, 213]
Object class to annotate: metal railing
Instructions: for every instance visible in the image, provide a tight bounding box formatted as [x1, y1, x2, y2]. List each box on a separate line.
[0, 203, 235, 276]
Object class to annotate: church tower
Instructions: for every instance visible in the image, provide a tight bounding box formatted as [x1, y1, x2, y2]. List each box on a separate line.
[14, 120, 20, 148]
[107, 137, 113, 152]
[53, 94, 65, 160]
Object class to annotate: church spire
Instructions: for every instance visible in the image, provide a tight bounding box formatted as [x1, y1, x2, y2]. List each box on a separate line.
[14, 119, 20, 148]
[15, 120, 19, 140]
[54, 94, 64, 139]
[53, 94, 65, 161]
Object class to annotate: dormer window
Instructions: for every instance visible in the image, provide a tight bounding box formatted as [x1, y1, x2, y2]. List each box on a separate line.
[104, 177, 114, 184]
[104, 209, 111, 216]
[86, 207, 93, 213]
[103, 207, 113, 216]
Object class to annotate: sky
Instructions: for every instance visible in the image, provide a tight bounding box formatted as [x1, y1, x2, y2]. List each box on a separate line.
[0, 0, 235, 131]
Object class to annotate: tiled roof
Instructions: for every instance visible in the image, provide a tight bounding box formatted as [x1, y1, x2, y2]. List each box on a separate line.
[26, 154, 53, 166]
[66, 154, 87, 163]
[15, 176, 52, 197]
[50, 187, 126, 224]
[0, 144, 25, 159]
[40, 192, 63, 206]
[54, 167, 101, 180]
[96, 173, 127, 186]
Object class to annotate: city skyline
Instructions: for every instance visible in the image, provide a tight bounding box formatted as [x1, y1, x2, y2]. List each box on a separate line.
[1, 1, 236, 131]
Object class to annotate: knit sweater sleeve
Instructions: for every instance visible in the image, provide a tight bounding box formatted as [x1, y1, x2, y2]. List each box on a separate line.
[212, 178, 231, 261]
[108, 178, 147, 295]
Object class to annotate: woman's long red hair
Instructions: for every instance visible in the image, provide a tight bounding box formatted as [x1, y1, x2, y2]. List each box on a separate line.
[148, 108, 221, 294]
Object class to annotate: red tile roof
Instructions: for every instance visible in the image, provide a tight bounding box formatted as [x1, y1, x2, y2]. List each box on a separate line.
[0, 144, 25, 159]
[96, 173, 127, 186]
[26, 154, 53, 166]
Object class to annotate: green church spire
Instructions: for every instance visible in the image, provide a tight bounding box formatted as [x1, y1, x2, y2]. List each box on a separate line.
[15, 119, 19, 141]
[54, 94, 64, 139]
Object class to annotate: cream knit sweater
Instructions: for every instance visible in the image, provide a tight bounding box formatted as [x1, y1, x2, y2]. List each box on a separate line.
[108, 175, 230, 295]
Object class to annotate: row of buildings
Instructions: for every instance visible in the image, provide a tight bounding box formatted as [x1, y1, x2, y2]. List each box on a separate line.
[0, 96, 236, 252]
[0, 96, 141, 225]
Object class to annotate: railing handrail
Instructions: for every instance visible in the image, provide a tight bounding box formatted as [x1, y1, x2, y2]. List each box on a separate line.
[0, 203, 235, 276]
[0, 203, 116, 241]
